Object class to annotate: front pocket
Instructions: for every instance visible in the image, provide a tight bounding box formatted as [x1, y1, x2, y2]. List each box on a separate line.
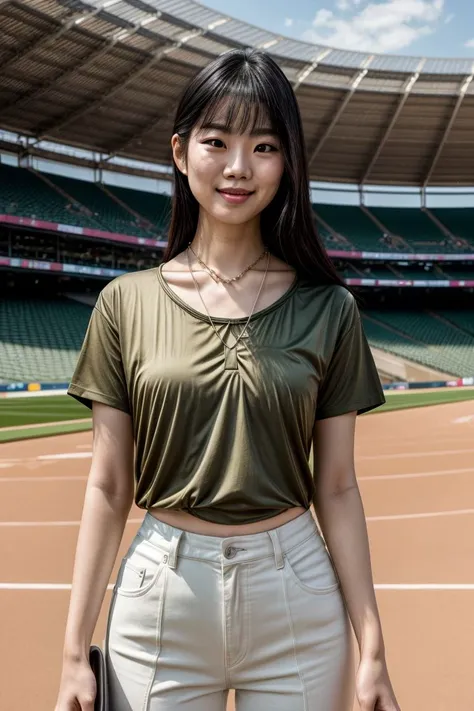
[284, 533, 340, 595]
[115, 538, 168, 598]
[116, 560, 146, 594]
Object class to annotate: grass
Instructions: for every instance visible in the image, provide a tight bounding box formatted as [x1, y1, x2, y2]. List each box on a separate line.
[379, 387, 474, 412]
[0, 420, 92, 443]
[0, 395, 88, 428]
[0, 388, 473, 443]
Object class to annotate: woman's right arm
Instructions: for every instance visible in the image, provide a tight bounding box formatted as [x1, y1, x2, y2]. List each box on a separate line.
[55, 401, 135, 711]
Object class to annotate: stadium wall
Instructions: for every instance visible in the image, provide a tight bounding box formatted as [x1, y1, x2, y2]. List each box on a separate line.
[1, 379, 474, 399]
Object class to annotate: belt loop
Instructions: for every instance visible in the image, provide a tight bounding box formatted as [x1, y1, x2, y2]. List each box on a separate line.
[167, 531, 183, 570]
[268, 529, 284, 570]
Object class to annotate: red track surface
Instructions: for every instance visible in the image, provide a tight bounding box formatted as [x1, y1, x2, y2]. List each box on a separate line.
[1, 399, 474, 710]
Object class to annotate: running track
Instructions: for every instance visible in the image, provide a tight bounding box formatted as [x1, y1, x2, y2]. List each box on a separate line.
[1, 399, 474, 710]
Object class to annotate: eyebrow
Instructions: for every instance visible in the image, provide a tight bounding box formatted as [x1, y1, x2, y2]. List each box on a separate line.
[199, 122, 278, 137]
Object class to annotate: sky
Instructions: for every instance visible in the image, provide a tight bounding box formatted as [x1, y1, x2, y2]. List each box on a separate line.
[199, 0, 474, 57]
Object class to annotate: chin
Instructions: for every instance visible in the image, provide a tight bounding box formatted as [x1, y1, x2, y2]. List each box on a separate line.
[211, 208, 258, 225]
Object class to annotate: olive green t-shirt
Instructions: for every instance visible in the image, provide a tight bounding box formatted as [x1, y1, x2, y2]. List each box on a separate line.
[67, 264, 385, 525]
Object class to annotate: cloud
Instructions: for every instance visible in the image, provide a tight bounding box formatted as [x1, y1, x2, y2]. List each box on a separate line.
[465, 39, 474, 48]
[284, 17, 294, 27]
[444, 12, 455, 24]
[302, 0, 445, 53]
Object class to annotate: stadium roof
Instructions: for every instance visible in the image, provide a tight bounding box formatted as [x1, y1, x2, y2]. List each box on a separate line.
[1, 0, 474, 186]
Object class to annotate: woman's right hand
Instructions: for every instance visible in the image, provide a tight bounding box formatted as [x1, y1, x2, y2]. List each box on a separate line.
[54, 657, 97, 711]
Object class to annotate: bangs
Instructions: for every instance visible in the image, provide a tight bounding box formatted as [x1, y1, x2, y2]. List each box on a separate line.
[196, 72, 279, 136]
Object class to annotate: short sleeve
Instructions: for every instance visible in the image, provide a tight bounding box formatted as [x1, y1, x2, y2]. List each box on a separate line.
[315, 291, 386, 420]
[67, 284, 130, 414]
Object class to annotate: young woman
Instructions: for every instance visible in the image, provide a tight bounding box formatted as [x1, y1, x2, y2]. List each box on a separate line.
[55, 49, 401, 711]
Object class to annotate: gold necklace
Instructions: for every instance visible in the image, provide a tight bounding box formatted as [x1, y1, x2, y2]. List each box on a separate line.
[186, 246, 270, 351]
[188, 241, 268, 284]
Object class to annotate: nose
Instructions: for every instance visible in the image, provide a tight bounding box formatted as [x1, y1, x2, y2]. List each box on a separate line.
[222, 148, 252, 181]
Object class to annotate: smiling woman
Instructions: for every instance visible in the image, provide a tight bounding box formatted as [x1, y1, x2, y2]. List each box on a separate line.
[164, 49, 349, 288]
[172, 104, 285, 222]
[57, 48, 397, 711]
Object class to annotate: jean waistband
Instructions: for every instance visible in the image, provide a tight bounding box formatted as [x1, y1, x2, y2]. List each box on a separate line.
[136, 508, 321, 570]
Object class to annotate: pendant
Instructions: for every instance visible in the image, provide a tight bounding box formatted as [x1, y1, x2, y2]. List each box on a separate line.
[224, 347, 238, 370]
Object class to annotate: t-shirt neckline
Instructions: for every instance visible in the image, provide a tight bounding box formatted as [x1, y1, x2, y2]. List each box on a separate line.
[155, 261, 299, 325]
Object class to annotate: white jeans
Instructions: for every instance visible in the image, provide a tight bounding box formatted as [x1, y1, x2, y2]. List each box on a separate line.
[105, 508, 354, 710]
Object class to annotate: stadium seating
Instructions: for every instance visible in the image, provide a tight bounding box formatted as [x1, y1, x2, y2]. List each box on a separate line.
[107, 185, 170, 233]
[387, 269, 446, 280]
[0, 297, 92, 383]
[0, 164, 99, 229]
[436, 310, 474, 339]
[361, 316, 461, 376]
[432, 209, 474, 246]
[363, 310, 474, 376]
[371, 208, 446, 252]
[314, 205, 383, 251]
[47, 174, 156, 239]
[340, 266, 453, 281]
[316, 204, 474, 254]
[1, 165, 474, 256]
[1, 291, 472, 382]
[440, 269, 474, 280]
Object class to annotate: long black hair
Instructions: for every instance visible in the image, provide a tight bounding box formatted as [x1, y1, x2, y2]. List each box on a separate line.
[164, 48, 350, 291]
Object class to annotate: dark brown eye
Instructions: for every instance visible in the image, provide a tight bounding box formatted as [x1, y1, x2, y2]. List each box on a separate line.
[204, 139, 225, 148]
[255, 144, 277, 153]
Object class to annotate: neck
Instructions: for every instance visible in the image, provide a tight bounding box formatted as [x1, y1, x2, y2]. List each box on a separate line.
[190, 211, 266, 274]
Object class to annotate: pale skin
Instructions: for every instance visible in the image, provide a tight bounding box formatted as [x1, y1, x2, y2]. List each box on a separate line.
[54, 109, 400, 711]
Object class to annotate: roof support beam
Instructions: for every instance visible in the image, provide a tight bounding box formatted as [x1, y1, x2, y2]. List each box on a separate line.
[101, 100, 177, 162]
[0, 12, 159, 118]
[422, 71, 474, 188]
[292, 49, 331, 93]
[100, 17, 231, 161]
[108, 49, 329, 160]
[0, 0, 118, 76]
[307, 60, 373, 168]
[360, 63, 423, 186]
[32, 28, 205, 140]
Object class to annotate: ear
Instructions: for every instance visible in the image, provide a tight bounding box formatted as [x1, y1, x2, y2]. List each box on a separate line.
[171, 134, 187, 175]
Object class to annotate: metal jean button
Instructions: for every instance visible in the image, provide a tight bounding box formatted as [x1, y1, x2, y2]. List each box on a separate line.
[224, 546, 237, 559]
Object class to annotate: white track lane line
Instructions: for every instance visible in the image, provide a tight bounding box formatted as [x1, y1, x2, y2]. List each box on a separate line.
[3, 509, 474, 526]
[359, 448, 474, 460]
[0, 476, 87, 482]
[374, 584, 474, 590]
[0, 453, 92, 469]
[367, 508, 474, 521]
[1, 583, 474, 591]
[2, 468, 472, 484]
[0, 583, 116, 590]
[37, 453, 92, 460]
[0, 519, 143, 527]
[359, 467, 474, 481]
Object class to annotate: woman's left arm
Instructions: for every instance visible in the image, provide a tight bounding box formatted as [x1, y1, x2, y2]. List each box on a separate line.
[312, 410, 401, 711]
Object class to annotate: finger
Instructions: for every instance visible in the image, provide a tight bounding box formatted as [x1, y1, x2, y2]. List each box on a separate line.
[359, 696, 376, 711]
[79, 693, 95, 711]
[375, 691, 399, 711]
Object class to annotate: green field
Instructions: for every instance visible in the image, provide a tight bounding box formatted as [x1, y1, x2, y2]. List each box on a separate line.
[0, 388, 473, 444]
[380, 387, 474, 411]
[0, 395, 92, 443]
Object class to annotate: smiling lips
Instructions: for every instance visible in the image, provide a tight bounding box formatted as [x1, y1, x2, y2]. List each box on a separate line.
[217, 187, 254, 204]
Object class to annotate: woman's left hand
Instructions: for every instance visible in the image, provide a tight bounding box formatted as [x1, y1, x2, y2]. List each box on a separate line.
[355, 655, 401, 711]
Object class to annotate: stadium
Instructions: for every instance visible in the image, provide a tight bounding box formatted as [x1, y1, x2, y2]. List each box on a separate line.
[0, 0, 474, 709]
